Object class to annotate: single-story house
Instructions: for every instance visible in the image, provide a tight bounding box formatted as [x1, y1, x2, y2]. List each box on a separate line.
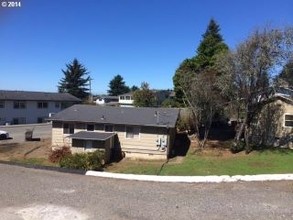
[49, 105, 179, 161]
[254, 87, 293, 148]
[272, 88, 293, 147]
[0, 90, 81, 125]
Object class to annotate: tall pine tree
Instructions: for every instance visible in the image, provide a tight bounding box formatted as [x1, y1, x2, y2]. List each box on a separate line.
[195, 18, 228, 70]
[107, 74, 130, 96]
[58, 58, 90, 100]
[173, 19, 228, 105]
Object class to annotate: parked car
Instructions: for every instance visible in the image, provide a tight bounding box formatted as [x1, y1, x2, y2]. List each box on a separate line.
[0, 130, 9, 140]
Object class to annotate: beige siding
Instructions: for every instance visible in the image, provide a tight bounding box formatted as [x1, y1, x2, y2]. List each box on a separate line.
[51, 121, 175, 159]
[275, 100, 293, 137]
[114, 126, 170, 158]
[51, 121, 72, 147]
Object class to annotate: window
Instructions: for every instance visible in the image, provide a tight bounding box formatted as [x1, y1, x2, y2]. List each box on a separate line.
[0, 101, 4, 108]
[63, 123, 74, 134]
[105, 125, 113, 132]
[125, 96, 131, 100]
[13, 117, 26, 125]
[126, 126, 140, 139]
[120, 96, 125, 100]
[55, 102, 60, 108]
[14, 101, 26, 109]
[0, 117, 6, 124]
[284, 114, 293, 127]
[37, 117, 45, 123]
[87, 124, 95, 131]
[37, 102, 48, 109]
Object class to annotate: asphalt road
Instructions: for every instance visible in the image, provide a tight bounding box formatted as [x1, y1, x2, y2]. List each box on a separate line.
[0, 123, 52, 143]
[0, 164, 292, 220]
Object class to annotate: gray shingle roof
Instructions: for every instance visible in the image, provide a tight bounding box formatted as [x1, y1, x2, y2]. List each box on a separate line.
[0, 90, 81, 102]
[50, 105, 179, 128]
[69, 131, 115, 141]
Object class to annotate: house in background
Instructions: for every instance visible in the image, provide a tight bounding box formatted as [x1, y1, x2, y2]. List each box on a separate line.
[118, 90, 174, 107]
[49, 105, 179, 161]
[0, 90, 81, 125]
[118, 92, 134, 107]
[95, 95, 119, 106]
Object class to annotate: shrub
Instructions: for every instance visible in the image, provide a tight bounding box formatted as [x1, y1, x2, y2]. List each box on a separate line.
[230, 141, 245, 153]
[49, 147, 71, 163]
[59, 150, 105, 171]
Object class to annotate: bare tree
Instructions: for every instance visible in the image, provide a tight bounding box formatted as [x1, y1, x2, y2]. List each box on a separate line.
[216, 26, 293, 153]
[180, 69, 222, 150]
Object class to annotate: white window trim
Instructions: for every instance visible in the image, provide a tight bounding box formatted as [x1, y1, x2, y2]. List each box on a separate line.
[63, 123, 75, 134]
[284, 113, 293, 128]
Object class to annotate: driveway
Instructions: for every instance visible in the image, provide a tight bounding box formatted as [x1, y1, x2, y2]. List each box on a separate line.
[0, 164, 292, 220]
[0, 123, 52, 143]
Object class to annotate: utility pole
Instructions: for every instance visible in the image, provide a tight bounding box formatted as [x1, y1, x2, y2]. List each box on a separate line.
[89, 77, 93, 103]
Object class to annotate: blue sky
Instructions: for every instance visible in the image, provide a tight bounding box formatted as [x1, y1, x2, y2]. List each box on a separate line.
[1, 0, 292, 94]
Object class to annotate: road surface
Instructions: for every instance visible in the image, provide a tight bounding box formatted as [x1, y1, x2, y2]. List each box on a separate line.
[0, 123, 52, 143]
[0, 163, 292, 220]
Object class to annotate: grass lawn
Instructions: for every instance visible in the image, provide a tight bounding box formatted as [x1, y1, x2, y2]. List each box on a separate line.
[106, 148, 293, 176]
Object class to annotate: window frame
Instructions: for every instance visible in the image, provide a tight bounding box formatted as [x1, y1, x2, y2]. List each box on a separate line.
[37, 102, 48, 109]
[13, 101, 26, 109]
[284, 114, 293, 127]
[125, 126, 140, 139]
[63, 123, 75, 134]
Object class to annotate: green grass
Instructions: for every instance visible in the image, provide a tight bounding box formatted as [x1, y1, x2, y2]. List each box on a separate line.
[107, 149, 293, 176]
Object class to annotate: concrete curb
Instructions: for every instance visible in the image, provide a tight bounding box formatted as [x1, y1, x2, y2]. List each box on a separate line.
[86, 171, 293, 183]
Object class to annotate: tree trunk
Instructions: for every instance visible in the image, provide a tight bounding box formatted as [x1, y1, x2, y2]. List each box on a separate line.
[234, 119, 245, 144]
[244, 125, 251, 154]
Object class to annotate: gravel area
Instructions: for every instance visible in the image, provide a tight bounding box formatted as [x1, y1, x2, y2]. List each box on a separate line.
[0, 163, 292, 220]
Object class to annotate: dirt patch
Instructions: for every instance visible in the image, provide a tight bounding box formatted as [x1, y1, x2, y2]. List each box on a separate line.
[0, 138, 52, 161]
[189, 139, 245, 158]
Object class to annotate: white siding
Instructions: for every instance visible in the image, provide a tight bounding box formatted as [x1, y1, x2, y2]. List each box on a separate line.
[0, 100, 63, 124]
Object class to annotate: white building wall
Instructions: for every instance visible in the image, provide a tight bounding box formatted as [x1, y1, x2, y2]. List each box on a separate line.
[0, 100, 62, 124]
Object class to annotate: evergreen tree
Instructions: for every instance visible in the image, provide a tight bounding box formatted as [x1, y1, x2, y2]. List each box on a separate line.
[58, 58, 90, 100]
[173, 19, 228, 105]
[195, 18, 228, 69]
[108, 74, 130, 96]
[130, 85, 139, 92]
